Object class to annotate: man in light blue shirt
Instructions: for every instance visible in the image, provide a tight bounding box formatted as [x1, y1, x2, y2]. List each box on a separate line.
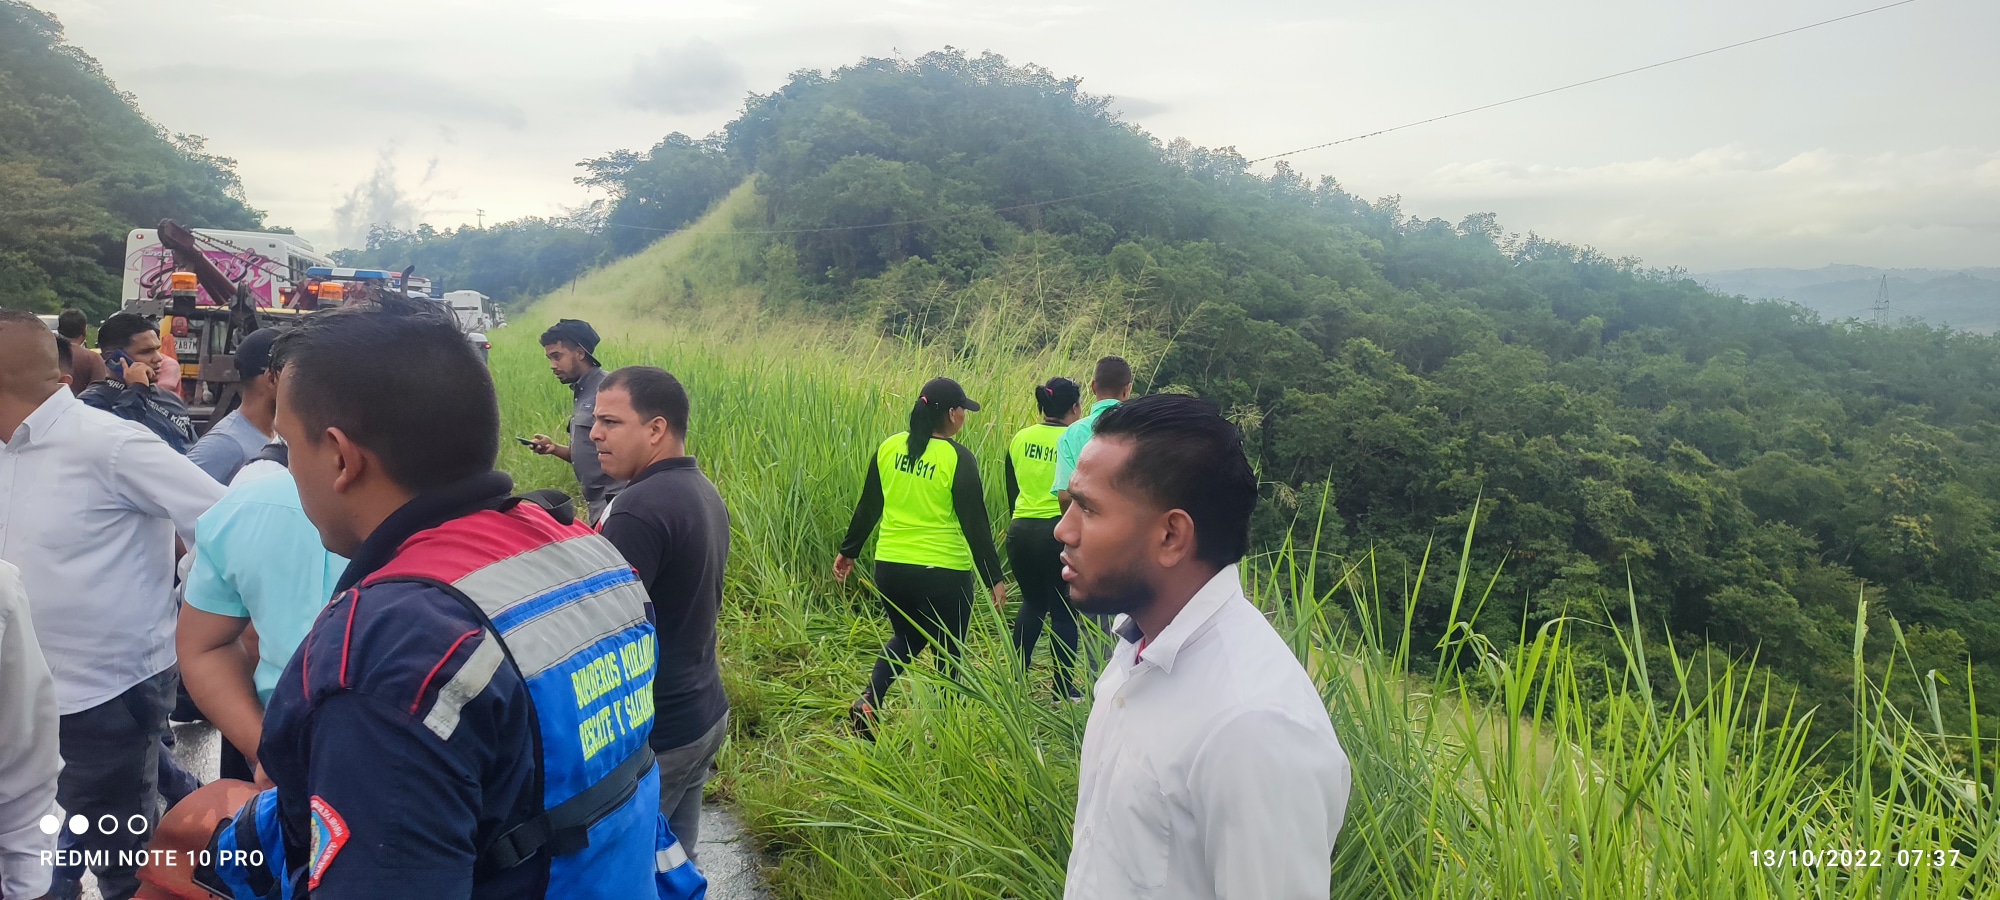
[1051, 356, 1135, 508]
[186, 328, 280, 483]
[177, 469, 346, 779]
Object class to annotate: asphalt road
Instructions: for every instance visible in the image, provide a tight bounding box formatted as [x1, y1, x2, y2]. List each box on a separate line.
[77, 722, 770, 899]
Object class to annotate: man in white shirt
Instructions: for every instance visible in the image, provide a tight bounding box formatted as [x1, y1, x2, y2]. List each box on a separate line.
[1054, 393, 1351, 900]
[0, 559, 61, 900]
[0, 310, 227, 900]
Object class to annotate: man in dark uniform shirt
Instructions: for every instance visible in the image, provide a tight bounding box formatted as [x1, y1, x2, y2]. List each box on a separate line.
[589, 366, 732, 857]
[79, 312, 197, 452]
[528, 319, 623, 523]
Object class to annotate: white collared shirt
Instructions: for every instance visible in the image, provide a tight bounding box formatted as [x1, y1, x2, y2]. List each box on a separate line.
[0, 388, 224, 714]
[1066, 565, 1351, 900]
[0, 560, 61, 900]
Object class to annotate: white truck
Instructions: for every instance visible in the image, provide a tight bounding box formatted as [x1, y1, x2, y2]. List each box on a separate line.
[445, 290, 494, 332]
[444, 290, 494, 363]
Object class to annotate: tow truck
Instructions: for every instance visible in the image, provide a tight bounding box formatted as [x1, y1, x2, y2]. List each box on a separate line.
[121, 220, 486, 430]
[118, 220, 326, 430]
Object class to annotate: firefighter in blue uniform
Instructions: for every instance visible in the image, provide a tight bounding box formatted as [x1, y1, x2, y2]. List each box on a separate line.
[188, 300, 704, 899]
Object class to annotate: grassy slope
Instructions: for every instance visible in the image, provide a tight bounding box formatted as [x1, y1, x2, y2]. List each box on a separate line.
[493, 186, 1996, 899]
[495, 184, 1124, 896]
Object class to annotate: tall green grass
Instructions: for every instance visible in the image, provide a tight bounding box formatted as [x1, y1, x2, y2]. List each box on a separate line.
[489, 190, 1996, 899]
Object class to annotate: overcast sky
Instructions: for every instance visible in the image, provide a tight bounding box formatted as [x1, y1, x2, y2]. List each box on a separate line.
[37, 0, 2000, 271]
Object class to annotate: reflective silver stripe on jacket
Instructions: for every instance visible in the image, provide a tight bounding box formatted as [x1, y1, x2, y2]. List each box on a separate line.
[455, 536, 650, 676]
[656, 841, 689, 872]
[415, 534, 650, 733]
[423, 638, 506, 740]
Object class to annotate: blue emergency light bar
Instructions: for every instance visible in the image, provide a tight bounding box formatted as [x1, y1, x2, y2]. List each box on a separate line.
[306, 267, 400, 282]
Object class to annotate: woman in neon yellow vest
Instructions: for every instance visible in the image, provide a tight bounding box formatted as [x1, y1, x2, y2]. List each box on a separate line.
[834, 377, 1007, 738]
[1006, 377, 1085, 699]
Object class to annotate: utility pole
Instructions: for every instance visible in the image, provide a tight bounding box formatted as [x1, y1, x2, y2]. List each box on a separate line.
[1872, 274, 1891, 325]
[476, 209, 486, 229]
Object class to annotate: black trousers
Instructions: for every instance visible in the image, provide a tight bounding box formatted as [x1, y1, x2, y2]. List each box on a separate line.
[1007, 517, 1083, 697]
[865, 562, 975, 705]
[54, 668, 179, 900]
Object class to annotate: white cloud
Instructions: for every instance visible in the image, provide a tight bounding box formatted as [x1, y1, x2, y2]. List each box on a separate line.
[132, 66, 528, 130]
[623, 42, 748, 115]
[32, 0, 2000, 264]
[1409, 146, 2000, 269]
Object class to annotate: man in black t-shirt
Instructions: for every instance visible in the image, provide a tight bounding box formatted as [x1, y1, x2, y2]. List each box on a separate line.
[588, 365, 732, 857]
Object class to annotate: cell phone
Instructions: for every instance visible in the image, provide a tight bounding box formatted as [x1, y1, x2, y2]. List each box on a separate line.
[515, 437, 536, 446]
[105, 349, 132, 381]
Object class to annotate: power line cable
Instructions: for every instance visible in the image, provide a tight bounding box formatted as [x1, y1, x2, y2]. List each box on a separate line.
[1244, 0, 1923, 165]
[598, 0, 1922, 240]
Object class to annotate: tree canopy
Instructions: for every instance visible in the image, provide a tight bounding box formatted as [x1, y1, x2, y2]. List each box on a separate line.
[0, 1, 263, 317]
[332, 217, 606, 306]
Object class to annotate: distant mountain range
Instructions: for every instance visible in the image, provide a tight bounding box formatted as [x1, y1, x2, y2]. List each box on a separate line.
[1696, 266, 2000, 333]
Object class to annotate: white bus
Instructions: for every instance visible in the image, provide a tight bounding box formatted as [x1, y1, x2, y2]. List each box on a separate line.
[122, 228, 331, 309]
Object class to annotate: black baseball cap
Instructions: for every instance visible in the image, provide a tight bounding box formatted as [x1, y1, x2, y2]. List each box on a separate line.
[540, 318, 601, 364]
[919, 377, 980, 412]
[233, 328, 281, 378]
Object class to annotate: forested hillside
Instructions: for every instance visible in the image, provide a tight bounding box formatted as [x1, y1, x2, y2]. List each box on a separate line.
[489, 49, 1993, 738]
[333, 218, 606, 306]
[0, 1, 265, 317]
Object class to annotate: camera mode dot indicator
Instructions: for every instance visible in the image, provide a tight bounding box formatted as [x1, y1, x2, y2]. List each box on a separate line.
[68, 815, 88, 835]
[38, 814, 59, 835]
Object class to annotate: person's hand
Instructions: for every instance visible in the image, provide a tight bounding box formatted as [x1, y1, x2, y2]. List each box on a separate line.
[833, 554, 854, 583]
[121, 358, 154, 387]
[528, 434, 557, 455]
[991, 581, 1009, 610]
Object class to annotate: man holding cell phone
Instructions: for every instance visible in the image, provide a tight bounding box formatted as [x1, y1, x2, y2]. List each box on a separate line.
[79, 313, 198, 454]
[528, 318, 624, 524]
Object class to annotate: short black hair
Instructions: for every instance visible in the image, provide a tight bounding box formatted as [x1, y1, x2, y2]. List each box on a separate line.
[274, 300, 498, 490]
[97, 313, 155, 353]
[1036, 376, 1081, 419]
[1093, 356, 1133, 392]
[55, 333, 71, 370]
[600, 366, 689, 437]
[56, 309, 87, 340]
[1092, 393, 1256, 567]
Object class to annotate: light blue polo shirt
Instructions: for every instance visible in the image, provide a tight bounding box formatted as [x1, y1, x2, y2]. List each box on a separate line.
[1051, 398, 1122, 495]
[184, 471, 347, 703]
[186, 409, 270, 484]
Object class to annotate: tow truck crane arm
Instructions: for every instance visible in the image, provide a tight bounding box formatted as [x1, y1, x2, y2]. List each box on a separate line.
[156, 218, 260, 336]
[155, 218, 240, 305]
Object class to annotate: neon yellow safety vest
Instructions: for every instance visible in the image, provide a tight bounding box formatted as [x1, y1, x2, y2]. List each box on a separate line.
[1008, 424, 1065, 520]
[874, 432, 972, 571]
